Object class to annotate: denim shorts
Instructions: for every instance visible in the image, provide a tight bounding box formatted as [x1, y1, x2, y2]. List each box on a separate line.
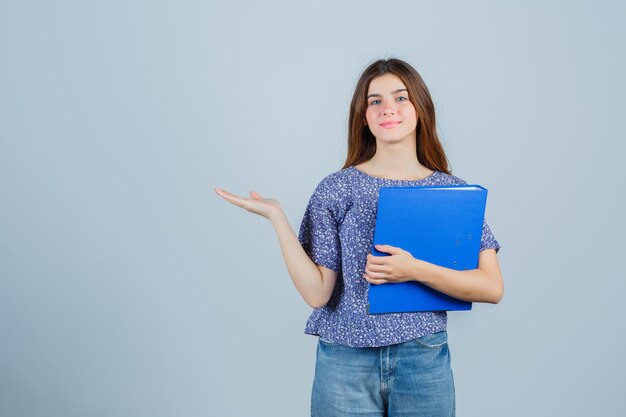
[311, 331, 455, 417]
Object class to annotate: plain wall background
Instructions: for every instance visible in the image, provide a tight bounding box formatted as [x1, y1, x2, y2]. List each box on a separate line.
[1, 1, 625, 416]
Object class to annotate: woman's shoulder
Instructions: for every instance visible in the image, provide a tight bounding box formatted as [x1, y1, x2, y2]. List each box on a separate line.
[313, 167, 354, 190]
[433, 171, 468, 186]
[305, 168, 353, 221]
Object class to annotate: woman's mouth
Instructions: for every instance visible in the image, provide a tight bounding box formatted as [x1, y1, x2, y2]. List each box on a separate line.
[380, 121, 401, 129]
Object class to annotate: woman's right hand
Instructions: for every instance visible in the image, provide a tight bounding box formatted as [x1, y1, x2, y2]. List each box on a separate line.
[214, 187, 283, 221]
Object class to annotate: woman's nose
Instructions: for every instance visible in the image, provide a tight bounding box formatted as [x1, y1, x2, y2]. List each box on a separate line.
[382, 102, 397, 115]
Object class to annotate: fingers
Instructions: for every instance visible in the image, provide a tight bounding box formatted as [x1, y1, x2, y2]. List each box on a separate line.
[365, 263, 389, 274]
[367, 253, 387, 265]
[363, 263, 391, 283]
[215, 187, 261, 202]
[214, 187, 238, 201]
[363, 273, 389, 285]
[375, 244, 404, 255]
[364, 262, 394, 284]
[214, 187, 249, 209]
[214, 187, 233, 198]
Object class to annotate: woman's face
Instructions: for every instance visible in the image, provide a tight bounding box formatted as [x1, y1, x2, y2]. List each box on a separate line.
[364, 73, 418, 144]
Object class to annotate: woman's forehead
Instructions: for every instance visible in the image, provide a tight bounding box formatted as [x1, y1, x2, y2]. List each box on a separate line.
[367, 73, 407, 95]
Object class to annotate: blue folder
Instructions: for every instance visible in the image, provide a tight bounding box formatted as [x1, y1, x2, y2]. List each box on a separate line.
[367, 185, 488, 314]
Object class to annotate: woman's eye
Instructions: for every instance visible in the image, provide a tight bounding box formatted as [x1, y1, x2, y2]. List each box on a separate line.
[369, 97, 407, 105]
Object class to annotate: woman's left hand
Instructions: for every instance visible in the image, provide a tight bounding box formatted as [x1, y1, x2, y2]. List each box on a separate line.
[363, 244, 423, 284]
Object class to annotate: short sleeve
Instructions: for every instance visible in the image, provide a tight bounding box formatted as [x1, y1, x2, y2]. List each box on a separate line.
[450, 175, 501, 254]
[297, 177, 343, 272]
[480, 219, 501, 253]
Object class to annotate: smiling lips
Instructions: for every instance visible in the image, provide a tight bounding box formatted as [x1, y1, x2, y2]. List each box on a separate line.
[380, 121, 401, 129]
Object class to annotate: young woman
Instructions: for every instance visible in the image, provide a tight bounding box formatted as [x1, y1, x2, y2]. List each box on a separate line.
[215, 58, 503, 417]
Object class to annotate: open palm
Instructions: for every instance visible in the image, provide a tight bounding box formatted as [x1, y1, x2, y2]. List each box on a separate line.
[214, 187, 282, 220]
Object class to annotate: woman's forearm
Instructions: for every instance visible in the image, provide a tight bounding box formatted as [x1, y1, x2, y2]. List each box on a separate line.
[213, 187, 332, 307]
[411, 259, 503, 304]
[269, 210, 332, 308]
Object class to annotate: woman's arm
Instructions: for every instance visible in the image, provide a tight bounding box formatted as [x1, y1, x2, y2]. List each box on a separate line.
[214, 188, 337, 308]
[411, 248, 503, 303]
[270, 210, 338, 308]
[363, 245, 503, 304]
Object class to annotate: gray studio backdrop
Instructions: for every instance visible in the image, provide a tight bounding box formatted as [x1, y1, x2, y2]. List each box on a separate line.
[1, 1, 624, 416]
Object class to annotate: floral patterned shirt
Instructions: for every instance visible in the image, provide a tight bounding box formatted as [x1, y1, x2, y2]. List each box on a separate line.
[297, 166, 501, 348]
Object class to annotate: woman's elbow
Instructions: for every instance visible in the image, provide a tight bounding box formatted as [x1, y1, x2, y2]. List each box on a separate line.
[307, 300, 327, 309]
[306, 294, 331, 309]
[489, 280, 504, 304]
[490, 290, 503, 304]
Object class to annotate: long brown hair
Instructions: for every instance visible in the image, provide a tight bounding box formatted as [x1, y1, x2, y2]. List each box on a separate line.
[342, 58, 451, 175]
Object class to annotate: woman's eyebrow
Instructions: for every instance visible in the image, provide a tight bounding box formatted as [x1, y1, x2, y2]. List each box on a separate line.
[366, 88, 407, 99]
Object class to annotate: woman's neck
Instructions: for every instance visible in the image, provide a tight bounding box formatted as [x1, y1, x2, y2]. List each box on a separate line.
[355, 157, 434, 181]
